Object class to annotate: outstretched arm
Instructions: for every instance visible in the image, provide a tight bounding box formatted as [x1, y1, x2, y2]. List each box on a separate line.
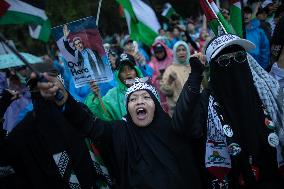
[63, 94, 113, 143]
[172, 55, 204, 137]
[35, 73, 113, 144]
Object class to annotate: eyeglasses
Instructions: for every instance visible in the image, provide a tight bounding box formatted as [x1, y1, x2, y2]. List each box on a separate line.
[215, 51, 247, 67]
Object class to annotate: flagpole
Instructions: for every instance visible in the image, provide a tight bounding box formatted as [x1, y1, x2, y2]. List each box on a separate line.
[0, 33, 64, 101]
[96, 0, 103, 26]
[240, 0, 246, 38]
[0, 33, 39, 74]
[205, 0, 227, 34]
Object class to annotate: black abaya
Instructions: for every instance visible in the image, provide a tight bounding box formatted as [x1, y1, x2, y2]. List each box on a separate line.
[63, 86, 203, 189]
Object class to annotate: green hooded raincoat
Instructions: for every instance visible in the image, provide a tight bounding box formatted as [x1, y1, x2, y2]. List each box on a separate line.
[84, 66, 143, 121]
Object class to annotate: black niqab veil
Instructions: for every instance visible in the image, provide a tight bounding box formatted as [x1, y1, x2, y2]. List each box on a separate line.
[210, 45, 264, 155]
[209, 45, 278, 186]
[111, 90, 202, 189]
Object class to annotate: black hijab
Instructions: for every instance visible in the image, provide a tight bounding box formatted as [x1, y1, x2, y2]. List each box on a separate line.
[8, 92, 98, 188]
[209, 45, 277, 187]
[110, 88, 202, 189]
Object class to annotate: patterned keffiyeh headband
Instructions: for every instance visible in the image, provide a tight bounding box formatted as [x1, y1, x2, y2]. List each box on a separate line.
[125, 77, 160, 105]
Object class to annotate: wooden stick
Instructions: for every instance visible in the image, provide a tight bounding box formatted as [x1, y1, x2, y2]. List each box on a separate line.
[97, 92, 107, 113]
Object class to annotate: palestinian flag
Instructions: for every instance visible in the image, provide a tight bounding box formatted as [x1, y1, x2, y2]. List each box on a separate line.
[199, 0, 234, 36]
[229, 0, 243, 37]
[116, 0, 161, 46]
[0, 0, 51, 42]
[161, 3, 175, 19]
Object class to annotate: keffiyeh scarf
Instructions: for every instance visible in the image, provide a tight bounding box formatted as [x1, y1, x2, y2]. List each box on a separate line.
[247, 54, 284, 145]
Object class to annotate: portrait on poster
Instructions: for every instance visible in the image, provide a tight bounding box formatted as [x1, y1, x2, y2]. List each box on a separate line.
[52, 16, 112, 88]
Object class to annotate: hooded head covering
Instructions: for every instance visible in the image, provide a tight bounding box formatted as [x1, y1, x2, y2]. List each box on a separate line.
[150, 41, 173, 68]
[123, 79, 183, 188]
[116, 78, 202, 188]
[173, 41, 190, 64]
[149, 41, 173, 84]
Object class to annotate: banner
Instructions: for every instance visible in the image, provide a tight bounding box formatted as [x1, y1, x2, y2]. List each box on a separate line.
[52, 17, 113, 88]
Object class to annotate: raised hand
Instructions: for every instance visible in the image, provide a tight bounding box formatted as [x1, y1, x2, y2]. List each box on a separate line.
[190, 52, 206, 64]
[63, 24, 70, 38]
[32, 72, 68, 106]
[190, 52, 206, 75]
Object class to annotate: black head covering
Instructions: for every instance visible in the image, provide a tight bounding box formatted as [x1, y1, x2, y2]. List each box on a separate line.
[125, 88, 182, 188]
[116, 53, 136, 70]
[209, 44, 280, 186]
[112, 85, 202, 188]
[210, 45, 266, 155]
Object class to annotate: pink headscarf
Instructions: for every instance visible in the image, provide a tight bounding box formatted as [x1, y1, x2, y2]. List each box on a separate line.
[149, 41, 173, 84]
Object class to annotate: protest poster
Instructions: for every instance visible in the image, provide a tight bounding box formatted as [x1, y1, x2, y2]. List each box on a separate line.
[52, 16, 113, 88]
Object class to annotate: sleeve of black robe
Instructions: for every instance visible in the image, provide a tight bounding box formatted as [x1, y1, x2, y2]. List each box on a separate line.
[0, 89, 13, 120]
[171, 57, 204, 138]
[63, 95, 114, 146]
[63, 38, 75, 57]
[63, 96, 119, 179]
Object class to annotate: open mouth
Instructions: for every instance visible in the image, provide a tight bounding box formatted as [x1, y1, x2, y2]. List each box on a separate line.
[136, 107, 147, 120]
[125, 76, 135, 85]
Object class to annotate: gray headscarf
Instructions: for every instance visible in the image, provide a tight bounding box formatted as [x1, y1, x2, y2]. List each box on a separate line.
[173, 41, 190, 64]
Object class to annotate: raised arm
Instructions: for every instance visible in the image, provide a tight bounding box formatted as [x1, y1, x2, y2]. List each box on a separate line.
[35, 73, 113, 144]
[172, 56, 204, 137]
[63, 94, 113, 144]
[62, 25, 75, 57]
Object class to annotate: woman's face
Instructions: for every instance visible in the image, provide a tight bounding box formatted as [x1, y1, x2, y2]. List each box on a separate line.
[176, 45, 187, 62]
[128, 90, 155, 127]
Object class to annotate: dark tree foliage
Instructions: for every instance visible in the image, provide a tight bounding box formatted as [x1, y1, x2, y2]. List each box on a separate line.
[0, 0, 199, 55]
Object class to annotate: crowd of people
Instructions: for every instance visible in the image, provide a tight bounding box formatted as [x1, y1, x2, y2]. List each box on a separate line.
[1, 0, 284, 189]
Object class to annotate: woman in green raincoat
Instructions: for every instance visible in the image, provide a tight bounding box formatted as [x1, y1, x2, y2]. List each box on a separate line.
[84, 53, 144, 121]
